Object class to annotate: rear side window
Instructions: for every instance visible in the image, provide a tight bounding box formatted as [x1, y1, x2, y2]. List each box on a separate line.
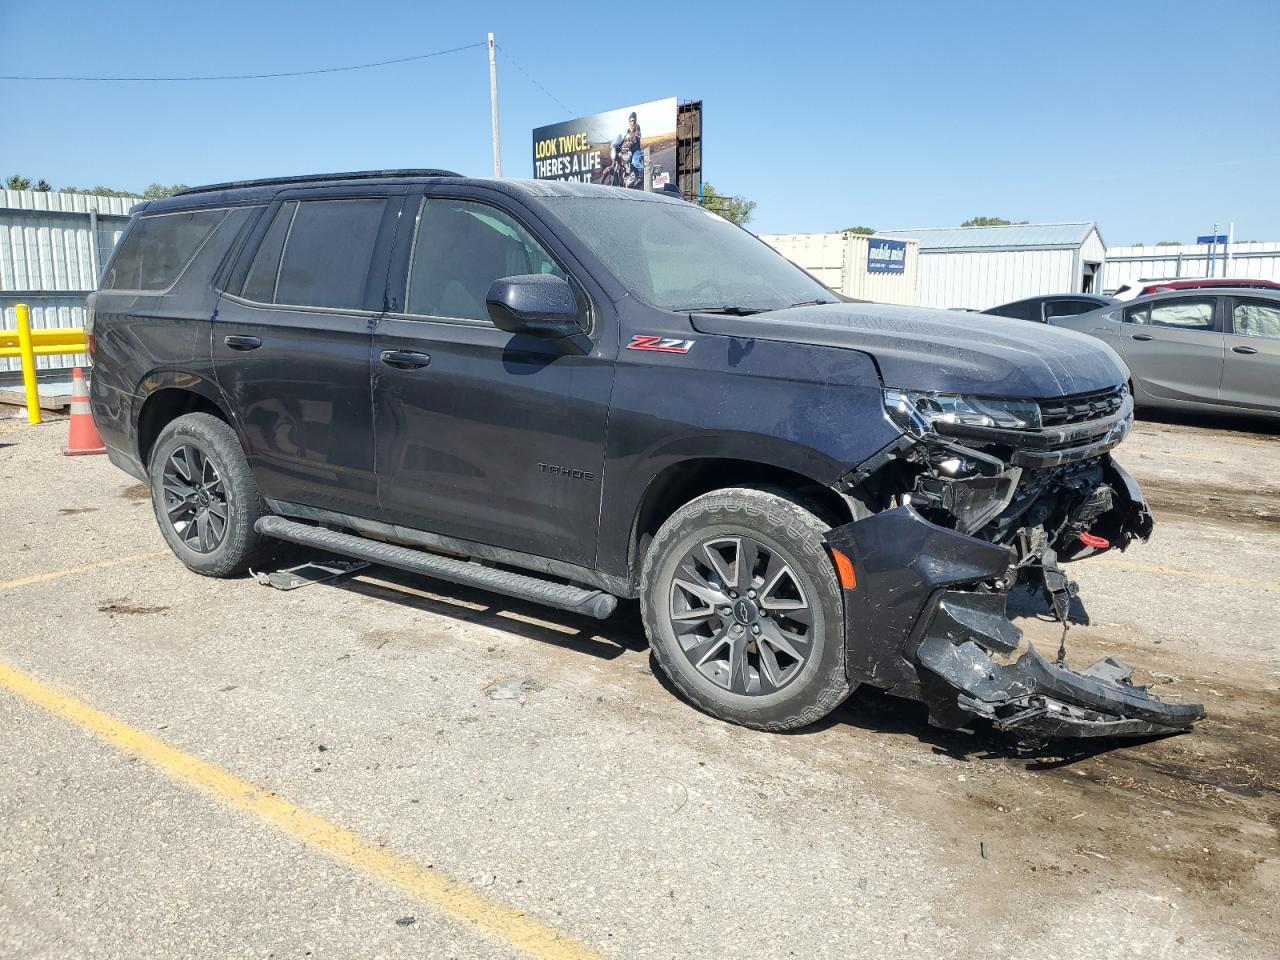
[1149, 298, 1216, 330]
[103, 209, 228, 291]
[1043, 299, 1098, 319]
[240, 198, 386, 310]
[986, 300, 1036, 322]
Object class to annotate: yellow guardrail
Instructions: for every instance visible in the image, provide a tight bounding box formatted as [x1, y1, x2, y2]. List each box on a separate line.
[0, 303, 88, 425]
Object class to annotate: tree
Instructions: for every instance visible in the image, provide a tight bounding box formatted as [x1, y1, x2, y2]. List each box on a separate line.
[5, 174, 33, 190]
[1155, 240, 1181, 246]
[843, 226, 875, 235]
[142, 183, 191, 200]
[84, 185, 143, 198]
[960, 216, 1028, 227]
[697, 182, 757, 227]
[34, 179, 52, 192]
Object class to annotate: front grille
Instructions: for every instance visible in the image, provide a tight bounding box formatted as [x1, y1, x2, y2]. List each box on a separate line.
[1038, 387, 1124, 427]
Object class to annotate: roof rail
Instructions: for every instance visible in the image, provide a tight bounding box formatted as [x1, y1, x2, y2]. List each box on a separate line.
[175, 169, 464, 197]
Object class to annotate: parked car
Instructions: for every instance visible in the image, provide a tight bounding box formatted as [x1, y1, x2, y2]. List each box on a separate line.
[1112, 277, 1280, 301]
[87, 170, 1202, 738]
[1048, 288, 1280, 417]
[982, 294, 1117, 323]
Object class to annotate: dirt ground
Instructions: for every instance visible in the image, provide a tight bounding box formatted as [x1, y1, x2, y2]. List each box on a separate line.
[1, 409, 1277, 959]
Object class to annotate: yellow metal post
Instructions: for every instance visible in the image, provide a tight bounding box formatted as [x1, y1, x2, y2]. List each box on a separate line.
[15, 303, 41, 425]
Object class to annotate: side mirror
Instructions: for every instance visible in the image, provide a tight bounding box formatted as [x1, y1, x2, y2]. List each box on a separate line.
[486, 275, 583, 340]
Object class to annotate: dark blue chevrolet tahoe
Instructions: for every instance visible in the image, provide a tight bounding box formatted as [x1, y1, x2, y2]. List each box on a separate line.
[88, 170, 1202, 737]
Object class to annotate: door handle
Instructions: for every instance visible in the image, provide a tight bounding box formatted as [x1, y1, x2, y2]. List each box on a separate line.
[1131, 334, 1153, 341]
[380, 349, 432, 370]
[223, 335, 262, 351]
[1232, 344, 1259, 355]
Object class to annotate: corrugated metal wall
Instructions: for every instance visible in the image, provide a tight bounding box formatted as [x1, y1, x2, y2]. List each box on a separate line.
[757, 232, 920, 305]
[0, 188, 134, 374]
[1101, 241, 1280, 293]
[914, 248, 1076, 310]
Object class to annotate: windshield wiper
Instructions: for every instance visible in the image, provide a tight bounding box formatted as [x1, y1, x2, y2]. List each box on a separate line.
[788, 299, 837, 308]
[674, 305, 765, 316]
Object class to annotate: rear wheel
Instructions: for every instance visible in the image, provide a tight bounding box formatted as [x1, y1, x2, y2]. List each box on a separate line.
[148, 413, 268, 577]
[640, 487, 852, 730]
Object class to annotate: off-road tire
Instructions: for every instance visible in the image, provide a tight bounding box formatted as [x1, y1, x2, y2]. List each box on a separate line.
[640, 486, 853, 730]
[148, 413, 269, 577]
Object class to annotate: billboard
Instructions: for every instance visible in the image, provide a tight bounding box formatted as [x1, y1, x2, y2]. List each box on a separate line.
[867, 238, 908, 274]
[532, 97, 679, 193]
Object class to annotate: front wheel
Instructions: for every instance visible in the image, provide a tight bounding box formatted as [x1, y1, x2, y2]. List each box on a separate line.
[640, 487, 853, 731]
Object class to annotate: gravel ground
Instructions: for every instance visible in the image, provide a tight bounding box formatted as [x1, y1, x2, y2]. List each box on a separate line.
[1, 411, 1277, 959]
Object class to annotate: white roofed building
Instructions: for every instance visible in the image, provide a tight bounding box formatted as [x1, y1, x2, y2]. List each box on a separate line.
[876, 222, 1106, 311]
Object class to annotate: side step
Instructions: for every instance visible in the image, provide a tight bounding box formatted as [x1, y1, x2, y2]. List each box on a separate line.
[255, 516, 618, 620]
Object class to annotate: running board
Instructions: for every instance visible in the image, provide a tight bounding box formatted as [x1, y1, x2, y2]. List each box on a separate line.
[255, 516, 618, 620]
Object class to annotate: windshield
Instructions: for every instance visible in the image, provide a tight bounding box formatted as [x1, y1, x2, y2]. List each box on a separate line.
[541, 196, 835, 313]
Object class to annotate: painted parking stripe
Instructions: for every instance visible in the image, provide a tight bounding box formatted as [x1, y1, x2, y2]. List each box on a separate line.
[0, 659, 603, 960]
[0, 550, 168, 592]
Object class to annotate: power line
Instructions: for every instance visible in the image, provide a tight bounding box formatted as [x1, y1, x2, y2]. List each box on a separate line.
[495, 42, 576, 117]
[0, 43, 485, 82]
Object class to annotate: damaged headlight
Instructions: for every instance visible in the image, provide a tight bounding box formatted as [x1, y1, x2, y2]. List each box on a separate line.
[883, 389, 1042, 436]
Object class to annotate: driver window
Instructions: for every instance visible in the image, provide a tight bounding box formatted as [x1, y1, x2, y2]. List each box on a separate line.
[1232, 298, 1280, 340]
[405, 198, 565, 321]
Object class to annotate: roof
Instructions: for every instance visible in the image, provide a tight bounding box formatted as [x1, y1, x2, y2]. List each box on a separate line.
[138, 174, 684, 216]
[878, 221, 1100, 251]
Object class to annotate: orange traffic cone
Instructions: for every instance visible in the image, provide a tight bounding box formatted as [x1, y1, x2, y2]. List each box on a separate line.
[65, 367, 106, 456]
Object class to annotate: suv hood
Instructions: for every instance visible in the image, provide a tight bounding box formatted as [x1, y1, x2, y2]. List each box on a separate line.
[691, 302, 1128, 398]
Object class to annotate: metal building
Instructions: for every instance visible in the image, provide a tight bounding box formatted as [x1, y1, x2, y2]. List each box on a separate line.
[756, 231, 920, 305]
[1, 188, 132, 376]
[1102, 240, 1280, 294]
[877, 222, 1106, 311]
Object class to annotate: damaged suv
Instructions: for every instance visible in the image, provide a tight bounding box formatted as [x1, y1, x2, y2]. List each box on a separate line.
[89, 170, 1203, 738]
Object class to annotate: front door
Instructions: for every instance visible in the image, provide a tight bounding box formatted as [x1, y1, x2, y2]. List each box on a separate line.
[1120, 295, 1226, 405]
[1221, 296, 1280, 413]
[371, 191, 615, 568]
[213, 190, 403, 514]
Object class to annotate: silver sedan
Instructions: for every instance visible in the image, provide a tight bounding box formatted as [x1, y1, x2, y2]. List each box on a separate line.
[1048, 287, 1280, 418]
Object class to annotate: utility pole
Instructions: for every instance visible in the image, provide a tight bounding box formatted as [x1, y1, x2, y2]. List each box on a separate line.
[487, 33, 502, 177]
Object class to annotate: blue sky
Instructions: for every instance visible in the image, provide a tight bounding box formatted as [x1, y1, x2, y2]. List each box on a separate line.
[2, 0, 1277, 243]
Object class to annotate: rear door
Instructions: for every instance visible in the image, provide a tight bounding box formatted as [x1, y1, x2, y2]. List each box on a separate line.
[213, 188, 405, 514]
[1221, 296, 1280, 412]
[370, 188, 615, 567]
[1120, 295, 1226, 405]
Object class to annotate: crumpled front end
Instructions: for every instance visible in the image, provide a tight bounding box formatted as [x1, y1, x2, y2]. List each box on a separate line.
[826, 385, 1204, 738]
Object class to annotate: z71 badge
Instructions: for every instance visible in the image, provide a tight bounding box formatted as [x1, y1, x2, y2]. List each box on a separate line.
[627, 335, 695, 354]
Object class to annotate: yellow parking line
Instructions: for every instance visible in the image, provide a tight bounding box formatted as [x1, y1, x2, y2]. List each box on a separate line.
[0, 551, 168, 592]
[1092, 558, 1280, 592]
[0, 659, 601, 960]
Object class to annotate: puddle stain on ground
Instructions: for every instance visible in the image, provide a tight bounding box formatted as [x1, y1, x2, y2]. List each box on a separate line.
[120, 483, 150, 501]
[98, 601, 170, 616]
[1142, 475, 1280, 527]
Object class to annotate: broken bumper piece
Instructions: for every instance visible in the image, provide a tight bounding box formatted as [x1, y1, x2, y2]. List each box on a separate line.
[825, 506, 1205, 739]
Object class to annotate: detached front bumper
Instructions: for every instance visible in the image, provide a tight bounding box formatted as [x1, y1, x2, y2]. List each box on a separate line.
[824, 506, 1205, 738]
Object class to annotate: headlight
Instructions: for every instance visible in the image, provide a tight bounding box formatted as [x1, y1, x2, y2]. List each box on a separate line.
[884, 389, 1042, 435]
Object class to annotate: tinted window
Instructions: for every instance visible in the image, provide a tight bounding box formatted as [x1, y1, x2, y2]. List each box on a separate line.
[103, 209, 228, 291]
[241, 201, 296, 303]
[241, 198, 385, 310]
[985, 300, 1037, 321]
[1044, 299, 1099, 319]
[1232, 298, 1280, 340]
[405, 198, 565, 322]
